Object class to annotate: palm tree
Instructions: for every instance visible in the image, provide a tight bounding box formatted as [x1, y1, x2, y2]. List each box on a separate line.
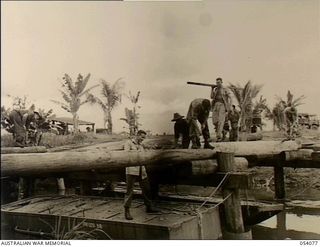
[272, 90, 305, 132]
[228, 81, 263, 132]
[52, 73, 97, 132]
[87, 78, 125, 134]
[271, 101, 286, 131]
[120, 91, 141, 135]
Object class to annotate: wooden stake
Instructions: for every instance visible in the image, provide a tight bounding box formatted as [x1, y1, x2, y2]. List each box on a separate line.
[217, 152, 246, 238]
[274, 164, 285, 200]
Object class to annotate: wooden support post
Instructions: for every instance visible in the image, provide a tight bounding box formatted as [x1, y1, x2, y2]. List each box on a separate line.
[18, 177, 35, 199]
[79, 180, 92, 195]
[218, 152, 249, 239]
[274, 156, 285, 200]
[56, 178, 66, 196]
[276, 210, 287, 239]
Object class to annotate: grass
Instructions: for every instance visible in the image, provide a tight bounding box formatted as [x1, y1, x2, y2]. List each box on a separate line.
[1, 132, 127, 148]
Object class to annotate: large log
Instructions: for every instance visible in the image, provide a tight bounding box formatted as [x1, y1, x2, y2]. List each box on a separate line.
[212, 140, 300, 156]
[1, 141, 300, 177]
[284, 149, 313, 161]
[238, 132, 263, 141]
[1, 149, 215, 177]
[312, 151, 320, 161]
[247, 149, 320, 168]
[1, 146, 47, 154]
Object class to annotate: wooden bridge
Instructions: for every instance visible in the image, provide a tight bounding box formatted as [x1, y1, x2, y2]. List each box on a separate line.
[1, 140, 319, 239]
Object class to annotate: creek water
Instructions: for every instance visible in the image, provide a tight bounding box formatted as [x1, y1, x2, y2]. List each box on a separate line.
[249, 188, 320, 240]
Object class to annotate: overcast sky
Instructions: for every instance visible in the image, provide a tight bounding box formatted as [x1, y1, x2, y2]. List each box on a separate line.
[2, 0, 319, 134]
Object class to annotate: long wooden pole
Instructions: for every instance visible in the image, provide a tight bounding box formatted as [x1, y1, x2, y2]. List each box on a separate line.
[1, 146, 47, 154]
[1, 149, 216, 177]
[1, 141, 301, 177]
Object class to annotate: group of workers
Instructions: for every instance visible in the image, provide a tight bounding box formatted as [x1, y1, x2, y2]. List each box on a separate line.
[172, 77, 240, 149]
[123, 77, 241, 220]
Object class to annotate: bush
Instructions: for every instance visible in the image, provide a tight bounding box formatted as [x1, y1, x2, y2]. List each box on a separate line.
[1, 134, 14, 147]
[71, 132, 87, 144]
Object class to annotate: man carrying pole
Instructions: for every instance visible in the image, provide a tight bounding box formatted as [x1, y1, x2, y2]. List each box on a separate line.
[210, 78, 231, 142]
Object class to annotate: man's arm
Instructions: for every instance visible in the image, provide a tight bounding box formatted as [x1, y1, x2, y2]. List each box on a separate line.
[210, 87, 215, 99]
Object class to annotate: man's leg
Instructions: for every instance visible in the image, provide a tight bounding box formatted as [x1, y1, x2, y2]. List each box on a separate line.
[230, 125, 236, 141]
[216, 103, 226, 141]
[124, 174, 136, 220]
[139, 178, 152, 208]
[201, 121, 214, 149]
[140, 177, 159, 213]
[189, 121, 201, 149]
[182, 137, 191, 149]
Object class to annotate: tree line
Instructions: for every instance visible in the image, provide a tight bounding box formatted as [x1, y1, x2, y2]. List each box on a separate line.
[1, 74, 306, 137]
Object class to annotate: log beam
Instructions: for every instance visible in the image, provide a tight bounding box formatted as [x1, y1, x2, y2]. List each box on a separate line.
[1, 146, 47, 154]
[312, 151, 320, 161]
[1, 140, 300, 177]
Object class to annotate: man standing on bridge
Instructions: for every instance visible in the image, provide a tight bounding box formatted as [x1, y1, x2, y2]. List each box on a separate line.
[211, 77, 231, 142]
[186, 98, 213, 149]
[123, 130, 159, 220]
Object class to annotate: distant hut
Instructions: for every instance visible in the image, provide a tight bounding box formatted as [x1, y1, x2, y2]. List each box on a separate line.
[48, 116, 95, 135]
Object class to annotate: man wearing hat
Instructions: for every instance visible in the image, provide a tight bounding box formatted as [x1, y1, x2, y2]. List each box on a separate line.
[186, 98, 214, 149]
[211, 77, 231, 142]
[171, 113, 190, 149]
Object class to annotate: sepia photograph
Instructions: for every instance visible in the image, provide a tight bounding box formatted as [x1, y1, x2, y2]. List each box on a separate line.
[1, 0, 320, 242]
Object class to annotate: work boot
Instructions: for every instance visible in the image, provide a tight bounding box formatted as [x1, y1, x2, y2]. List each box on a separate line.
[124, 207, 133, 220]
[146, 206, 160, 214]
[203, 141, 214, 149]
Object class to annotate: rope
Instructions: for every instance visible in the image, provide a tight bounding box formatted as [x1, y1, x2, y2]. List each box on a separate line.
[197, 172, 231, 210]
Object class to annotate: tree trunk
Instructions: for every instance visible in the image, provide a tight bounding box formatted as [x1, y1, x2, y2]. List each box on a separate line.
[2, 141, 300, 177]
[103, 111, 108, 132]
[107, 109, 112, 134]
[133, 105, 137, 134]
[1, 146, 47, 154]
[72, 112, 79, 132]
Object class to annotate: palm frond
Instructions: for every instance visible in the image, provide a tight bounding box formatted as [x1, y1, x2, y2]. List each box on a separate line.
[251, 84, 263, 99]
[112, 78, 125, 92]
[76, 73, 91, 94]
[59, 90, 72, 103]
[291, 95, 306, 107]
[63, 74, 75, 94]
[287, 90, 293, 105]
[228, 84, 242, 107]
[120, 118, 129, 123]
[135, 91, 140, 103]
[51, 100, 71, 112]
[79, 84, 99, 97]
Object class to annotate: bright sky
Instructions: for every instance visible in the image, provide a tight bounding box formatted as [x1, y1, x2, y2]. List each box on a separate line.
[2, 0, 320, 134]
